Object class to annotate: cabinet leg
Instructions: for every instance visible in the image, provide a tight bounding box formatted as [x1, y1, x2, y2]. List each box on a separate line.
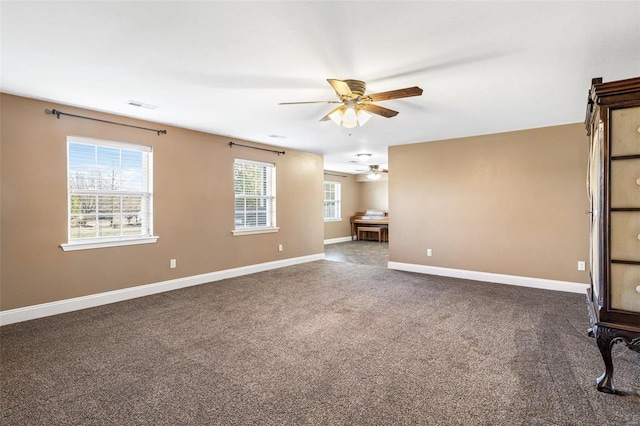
[590, 325, 640, 394]
[595, 330, 615, 394]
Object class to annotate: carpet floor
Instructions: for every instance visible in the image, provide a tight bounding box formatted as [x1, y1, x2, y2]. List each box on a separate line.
[1, 257, 639, 425]
[324, 240, 389, 267]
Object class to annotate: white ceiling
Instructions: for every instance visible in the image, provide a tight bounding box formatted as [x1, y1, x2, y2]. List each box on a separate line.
[2, 1, 639, 173]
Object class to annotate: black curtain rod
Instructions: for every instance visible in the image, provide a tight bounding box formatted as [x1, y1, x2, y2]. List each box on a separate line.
[324, 172, 348, 178]
[45, 109, 167, 136]
[229, 141, 285, 155]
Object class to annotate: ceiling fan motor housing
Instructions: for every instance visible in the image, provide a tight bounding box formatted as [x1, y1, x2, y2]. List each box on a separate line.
[344, 80, 367, 97]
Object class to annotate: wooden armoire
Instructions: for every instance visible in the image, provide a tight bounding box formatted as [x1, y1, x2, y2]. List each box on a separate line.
[584, 76, 640, 393]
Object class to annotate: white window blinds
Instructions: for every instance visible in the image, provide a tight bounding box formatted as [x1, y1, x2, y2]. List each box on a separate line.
[66, 136, 154, 247]
[234, 159, 276, 230]
[324, 181, 341, 221]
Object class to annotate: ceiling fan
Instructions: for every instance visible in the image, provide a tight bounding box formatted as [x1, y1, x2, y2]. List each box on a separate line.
[356, 165, 388, 180]
[279, 79, 423, 128]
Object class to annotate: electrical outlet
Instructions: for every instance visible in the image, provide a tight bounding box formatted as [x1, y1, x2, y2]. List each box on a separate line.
[170, 259, 176, 269]
[577, 261, 585, 271]
[278, 244, 283, 252]
[427, 249, 432, 257]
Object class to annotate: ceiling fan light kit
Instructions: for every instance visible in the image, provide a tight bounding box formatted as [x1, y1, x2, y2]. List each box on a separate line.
[364, 164, 388, 180]
[328, 109, 343, 126]
[328, 106, 372, 128]
[342, 107, 358, 128]
[367, 170, 382, 180]
[356, 109, 372, 126]
[280, 79, 423, 128]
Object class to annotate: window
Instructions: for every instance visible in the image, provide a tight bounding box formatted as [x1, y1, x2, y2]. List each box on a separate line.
[61, 136, 156, 251]
[323, 181, 341, 221]
[233, 159, 277, 235]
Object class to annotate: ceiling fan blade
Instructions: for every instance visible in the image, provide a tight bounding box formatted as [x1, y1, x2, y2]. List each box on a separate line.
[320, 105, 345, 121]
[327, 79, 353, 98]
[367, 86, 423, 102]
[361, 104, 399, 118]
[279, 100, 341, 105]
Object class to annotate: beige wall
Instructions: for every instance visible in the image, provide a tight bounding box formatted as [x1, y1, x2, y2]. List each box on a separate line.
[323, 172, 359, 240]
[389, 123, 590, 283]
[0, 94, 324, 310]
[358, 179, 388, 213]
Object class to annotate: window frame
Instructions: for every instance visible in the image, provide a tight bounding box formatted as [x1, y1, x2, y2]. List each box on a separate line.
[60, 136, 158, 251]
[232, 158, 279, 236]
[323, 180, 342, 222]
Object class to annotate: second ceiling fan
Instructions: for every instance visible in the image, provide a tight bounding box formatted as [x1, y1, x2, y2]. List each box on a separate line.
[357, 164, 388, 180]
[280, 79, 423, 128]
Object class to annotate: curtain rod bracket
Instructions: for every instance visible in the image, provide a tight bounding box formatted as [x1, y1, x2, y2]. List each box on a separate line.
[229, 141, 285, 155]
[45, 108, 61, 119]
[44, 108, 167, 135]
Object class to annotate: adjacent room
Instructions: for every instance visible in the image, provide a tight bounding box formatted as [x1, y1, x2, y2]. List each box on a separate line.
[1, 2, 639, 425]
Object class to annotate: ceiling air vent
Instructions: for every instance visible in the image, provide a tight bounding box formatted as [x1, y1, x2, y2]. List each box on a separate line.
[127, 100, 157, 109]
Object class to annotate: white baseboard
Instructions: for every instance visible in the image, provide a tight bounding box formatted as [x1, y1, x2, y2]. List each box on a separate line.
[0, 253, 325, 326]
[387, 262, 589, 294]
[324, 236, 353, 245]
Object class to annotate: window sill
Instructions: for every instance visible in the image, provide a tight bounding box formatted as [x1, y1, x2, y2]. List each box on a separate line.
[232, 227, 280, 236]
[60, 236, 159, 251]
[324, 218, 343, 222]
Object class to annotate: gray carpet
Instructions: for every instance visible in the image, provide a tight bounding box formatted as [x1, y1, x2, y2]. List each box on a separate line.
[324, 240, 389, 267]
[1, 259, 639, 425]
